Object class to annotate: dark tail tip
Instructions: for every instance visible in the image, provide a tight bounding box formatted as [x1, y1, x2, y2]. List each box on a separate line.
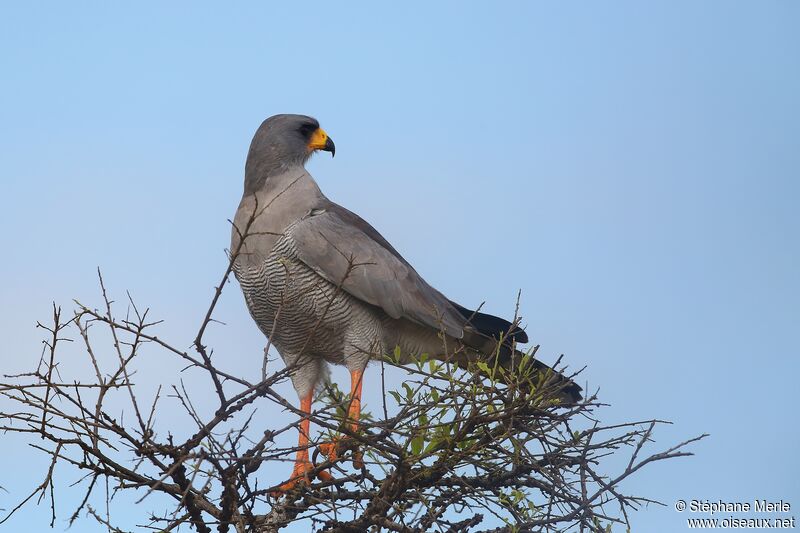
[531, 357, 582, 404]
[497, 349, 582, 404]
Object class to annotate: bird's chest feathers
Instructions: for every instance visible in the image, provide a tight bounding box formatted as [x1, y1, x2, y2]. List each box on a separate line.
[231, 171, 325, 267]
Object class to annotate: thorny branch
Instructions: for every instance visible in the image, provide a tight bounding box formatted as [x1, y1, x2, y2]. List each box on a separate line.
[0, 202, 705, 532]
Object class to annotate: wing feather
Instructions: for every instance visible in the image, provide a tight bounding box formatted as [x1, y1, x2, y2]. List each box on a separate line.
[288, 207, 465, 338]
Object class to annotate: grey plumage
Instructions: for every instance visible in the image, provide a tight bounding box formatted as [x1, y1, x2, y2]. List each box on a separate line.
[232, 114, 581, 403]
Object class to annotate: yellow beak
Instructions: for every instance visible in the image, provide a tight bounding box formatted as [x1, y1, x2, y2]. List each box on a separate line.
[307, 128, 336, 157]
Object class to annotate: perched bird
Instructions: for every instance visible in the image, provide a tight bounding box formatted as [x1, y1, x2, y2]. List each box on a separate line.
[231, 114, 581, 492]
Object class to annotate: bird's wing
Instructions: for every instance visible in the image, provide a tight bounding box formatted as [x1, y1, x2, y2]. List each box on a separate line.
[288, 205, 466, 338]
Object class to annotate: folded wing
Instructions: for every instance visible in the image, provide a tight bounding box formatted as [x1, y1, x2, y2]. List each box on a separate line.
[288, 205, 466, 338]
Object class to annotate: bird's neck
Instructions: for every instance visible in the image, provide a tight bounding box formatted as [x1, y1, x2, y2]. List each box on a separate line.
[244, 159, 306, 196]
[241, 166, 327, 214]
[232, 167, 327, 265]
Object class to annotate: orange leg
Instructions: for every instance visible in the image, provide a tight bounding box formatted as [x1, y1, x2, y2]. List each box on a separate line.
[347, 368, 364, 431]
[319, 368, 364, 468]
[271, 391, 332, 495]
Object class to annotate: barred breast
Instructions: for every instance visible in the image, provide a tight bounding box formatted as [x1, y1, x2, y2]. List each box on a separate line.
[234, 229, 383, 367]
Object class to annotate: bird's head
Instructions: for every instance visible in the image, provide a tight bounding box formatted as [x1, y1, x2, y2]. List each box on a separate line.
[245, 114, 334, 185]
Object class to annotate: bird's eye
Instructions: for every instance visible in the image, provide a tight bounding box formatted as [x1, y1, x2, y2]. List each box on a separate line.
[298, 123, 318, 138]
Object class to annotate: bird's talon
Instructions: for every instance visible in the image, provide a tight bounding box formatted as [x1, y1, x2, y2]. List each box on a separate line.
[316, 468, 333, 482]
[269, 461, 330, 497]
[319, 438, 362, 468]
[318, 441, 339, 461]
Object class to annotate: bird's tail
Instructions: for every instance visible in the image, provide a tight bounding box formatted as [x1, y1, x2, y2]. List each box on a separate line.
[448, 301, 582, 404]
[504, 348, 582, 404]
[450, 344, 582, 405]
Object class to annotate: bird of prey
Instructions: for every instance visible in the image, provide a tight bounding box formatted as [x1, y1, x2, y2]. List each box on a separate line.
[231, 114, 581, 492]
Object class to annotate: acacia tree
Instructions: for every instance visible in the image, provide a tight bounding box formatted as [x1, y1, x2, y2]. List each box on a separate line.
[0, 249, 705, 532]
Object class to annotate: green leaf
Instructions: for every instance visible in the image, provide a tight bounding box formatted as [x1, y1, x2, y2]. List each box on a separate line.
[402, 383, 414, 401]
[476, 361, 491, 374]
[411, 435, 424, 455]
[424, 438, 440, 453]
[458, 438, 475, 450]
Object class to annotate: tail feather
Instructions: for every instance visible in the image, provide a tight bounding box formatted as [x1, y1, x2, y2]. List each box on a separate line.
[445, 338, 583, 406]
[448, 302, 582, 404]
[521, 352, 583, 404]
[449, 301, 528, 344]
[484, 344, 582, 403]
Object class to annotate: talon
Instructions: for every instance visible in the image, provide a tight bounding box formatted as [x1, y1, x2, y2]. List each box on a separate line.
[273, 366, 366, 499]
[269, 460, 331, 497]
[319, 440, 339, 462]
[317, 468, 333, 482]
[319, 437, 362, 468]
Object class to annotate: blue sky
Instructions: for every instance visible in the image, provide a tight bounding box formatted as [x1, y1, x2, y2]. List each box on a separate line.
[1, 2, 798, 531]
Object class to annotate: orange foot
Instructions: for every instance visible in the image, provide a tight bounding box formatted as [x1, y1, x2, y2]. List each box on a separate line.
[319, 438, 364, 469]
[270, 460, 333, 497]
